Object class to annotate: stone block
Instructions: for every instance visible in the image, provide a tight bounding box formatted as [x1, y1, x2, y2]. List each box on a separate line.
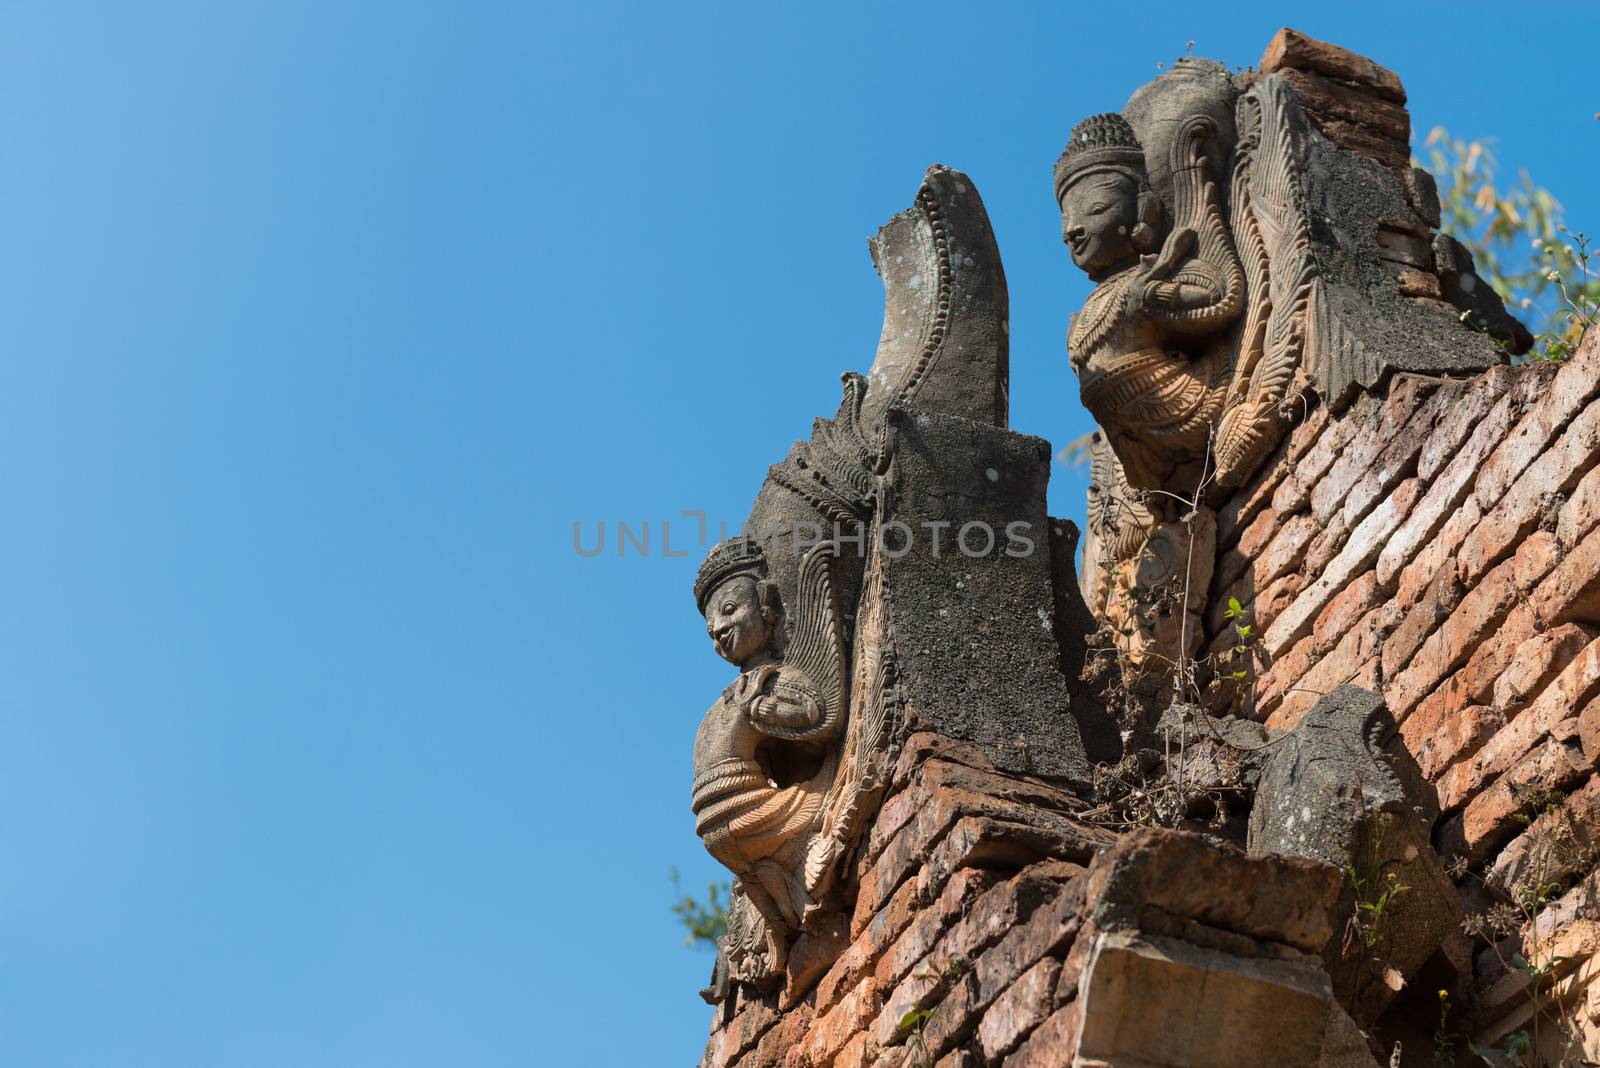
[1249, 686, 1458, 1018]
[881, 409, 1090, 787]
[1072, 930, 1338, 1067]
[1086, 827, 1341, 953]
[1274, 66, 1409, 141]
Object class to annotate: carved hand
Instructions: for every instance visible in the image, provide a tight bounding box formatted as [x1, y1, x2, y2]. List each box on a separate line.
[1142, 226, 1197, 283]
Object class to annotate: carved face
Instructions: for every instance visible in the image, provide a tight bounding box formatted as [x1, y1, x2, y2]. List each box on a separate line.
[704, 575, 775, 667]
[1061, 172, 1140, 277]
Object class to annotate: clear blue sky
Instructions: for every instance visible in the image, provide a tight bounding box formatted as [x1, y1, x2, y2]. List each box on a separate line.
[0, 3, 1594, 1065]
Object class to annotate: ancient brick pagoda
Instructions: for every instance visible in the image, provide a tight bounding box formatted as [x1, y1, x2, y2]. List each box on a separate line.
[688, 29, 1600, 1068]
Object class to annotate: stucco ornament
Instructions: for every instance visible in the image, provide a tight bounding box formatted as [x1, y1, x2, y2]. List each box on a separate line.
[1061, 65, 1316, 666]
[691, 535, 892, 982]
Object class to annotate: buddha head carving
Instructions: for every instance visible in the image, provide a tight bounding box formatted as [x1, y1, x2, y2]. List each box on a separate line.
[1054, 113, 1163, 280]
[695, 537, 782, 668]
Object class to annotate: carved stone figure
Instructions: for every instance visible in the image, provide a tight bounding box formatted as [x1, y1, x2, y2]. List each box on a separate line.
[1059, 64, 1343, 672]
[689, 165, 1098, 991]
[1062, 56, 1524, 678]
[1057, 108, 1246, 494]
[691, 533, 893, 982]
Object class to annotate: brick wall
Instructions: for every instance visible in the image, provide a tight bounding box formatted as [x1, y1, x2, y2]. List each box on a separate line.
[1208, 327, 1600, 1054]
[700, 735, 1106, 1068]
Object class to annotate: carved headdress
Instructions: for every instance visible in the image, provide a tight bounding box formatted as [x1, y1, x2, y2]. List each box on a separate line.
[1054, 113, 1148, 200]
[694, 536, 768, 613]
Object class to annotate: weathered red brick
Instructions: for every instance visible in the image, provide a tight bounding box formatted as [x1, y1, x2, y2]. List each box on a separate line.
[744, 1004, 815, 1068]
[1310, 378, 1436, 526]
[874, 867, 996, 992]
[1270, 602, 1396, 730]
[1217, 408, 1322, 549]
[1406, 699, 1503, 782]
[1272, 395, 1369, 517]
[1313, 571, 1379, 656]
[1382, 562, 1462, 683]
[1260, 28, 1407, 103]
[872, 873, 1059, 1056]
[1441, 737, 1590, 862]
[1493, 624, 1597, 716]
[1387, 554, 1521, 720]
[1342, 383, 1456, 530]
[1299, 508, 1349, 581]
[830, 1032, 872, 1068]
[1474, 334, 1600, 511]
[707, 992, 783, 1068]
[1393, 492, 1483, 611]
[1486, 774, 1600, 902]
[976, 958, 1062, 1062]
[1460, 397, 1600, 586]
[1419, 365, 1519, 481]
[1253, 572, 1302, 636]
[1379, 383, 1525, 591]
[1580, 694, 1600, 767]
[1265, 476, 1422, 657]
[913, 880, 1082, 1062]
[821, 874, 918, 1015]
[1558, 459, 1600, 550]
[1438, 637, 1600, 811]
[1532, 520, 1600, 628]
[1235, 507, 1282, 569]
[1255, 634, 1315, 725]
[1256, 513, 1320, 589]
[799, 975, 883, 1068]
[1001, 1002, 1080, 1068]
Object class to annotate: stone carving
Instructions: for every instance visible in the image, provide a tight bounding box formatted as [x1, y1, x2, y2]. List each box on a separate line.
[689, 164, 1103, 991]
[1062, 55, 1519, 672]
[691, 165, 1010, 986]
[1248, 685, 1460, 1023]
[691, 530, 896, 983]
[1059, 65, 1315, 670]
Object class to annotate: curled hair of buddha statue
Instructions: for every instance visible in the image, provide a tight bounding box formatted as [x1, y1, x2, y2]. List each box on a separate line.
[1054, 112, 1164, 255]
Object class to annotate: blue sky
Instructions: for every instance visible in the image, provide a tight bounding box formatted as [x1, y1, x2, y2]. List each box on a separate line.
[0, 2, 1595, 1065]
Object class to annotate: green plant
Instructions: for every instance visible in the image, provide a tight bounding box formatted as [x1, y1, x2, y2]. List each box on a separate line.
[670, 868, 730, 948]
[1343, 833, 1411, 1016]
[1432, 988, 1456, 1067]
[896, 955, 969, 1067]
[1424, 128, 1598, 362]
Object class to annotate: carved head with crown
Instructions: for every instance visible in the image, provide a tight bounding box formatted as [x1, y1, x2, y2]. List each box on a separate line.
[1053, 113, 1165, 282]
[695, 537, 783, 669]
